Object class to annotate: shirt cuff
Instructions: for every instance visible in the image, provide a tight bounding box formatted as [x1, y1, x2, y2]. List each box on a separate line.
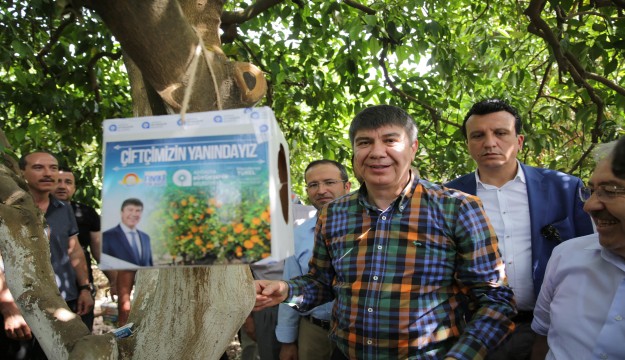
[275, 323, 299, 343]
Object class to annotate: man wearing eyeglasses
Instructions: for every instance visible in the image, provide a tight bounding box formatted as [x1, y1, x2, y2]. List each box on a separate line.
[446, 99, 594, 360]
[256, 105, 516, 359]
[276, 160, 351, 360]
[531, 137, 625, 359]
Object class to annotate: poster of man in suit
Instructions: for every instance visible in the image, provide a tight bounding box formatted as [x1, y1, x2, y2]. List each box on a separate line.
[99, 108, 293, 270]
[102, 198, 153, 268]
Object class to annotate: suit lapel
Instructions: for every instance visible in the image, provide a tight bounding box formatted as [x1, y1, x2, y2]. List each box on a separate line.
[521, 164, 546, 243]
[464, 173, 478, 194]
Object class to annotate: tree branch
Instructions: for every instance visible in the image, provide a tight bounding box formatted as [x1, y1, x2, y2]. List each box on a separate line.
[221, 0, 286, 25]
[343, 0, 376, 15]
[525, 0, 607, 143]
[35, 13, 76, 76]
[563, 10, 623, 20]
[86, 51, 123, 102]
[611, 0, 625, 9]
[472, 0, 491, 21]
[570, 143, 595, 173]
[540, 94, 577, 109]
[529, 60, 552, 114]
[586, 72, 625, 97]
[378, 43, 456, 128]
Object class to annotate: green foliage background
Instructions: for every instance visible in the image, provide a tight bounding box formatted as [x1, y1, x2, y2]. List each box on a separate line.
[1, 0, 624, 210]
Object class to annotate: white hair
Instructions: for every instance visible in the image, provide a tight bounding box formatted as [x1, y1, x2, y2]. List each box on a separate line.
[592, 140, 617, 162]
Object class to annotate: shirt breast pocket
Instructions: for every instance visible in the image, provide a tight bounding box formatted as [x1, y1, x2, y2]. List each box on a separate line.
[396, 233, 456, 281]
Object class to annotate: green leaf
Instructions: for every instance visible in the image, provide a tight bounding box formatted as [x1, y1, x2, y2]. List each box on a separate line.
[10, 40, 31, 57]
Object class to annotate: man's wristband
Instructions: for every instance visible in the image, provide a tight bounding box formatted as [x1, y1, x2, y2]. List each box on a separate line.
[78, 283, 96, 298]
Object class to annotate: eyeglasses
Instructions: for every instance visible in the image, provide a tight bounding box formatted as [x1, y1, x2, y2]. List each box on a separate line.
[306, 180, 346, 191]
[579, 185, 625, 202]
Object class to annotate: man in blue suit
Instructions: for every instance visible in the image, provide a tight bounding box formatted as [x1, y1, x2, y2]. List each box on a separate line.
[446, 99, 594, 360]
[103, 198, 153, 267]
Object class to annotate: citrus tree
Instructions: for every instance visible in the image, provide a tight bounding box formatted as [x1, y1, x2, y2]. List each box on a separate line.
[0, 0, 624, 358]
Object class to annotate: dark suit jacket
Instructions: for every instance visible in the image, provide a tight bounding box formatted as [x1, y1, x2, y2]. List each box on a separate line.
[102, 224, 153, 266]
[445, 163, 594, 298]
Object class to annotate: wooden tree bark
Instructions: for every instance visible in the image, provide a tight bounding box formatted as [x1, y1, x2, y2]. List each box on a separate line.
[1, 0, 266, 358]
[87, 0, 267, 113]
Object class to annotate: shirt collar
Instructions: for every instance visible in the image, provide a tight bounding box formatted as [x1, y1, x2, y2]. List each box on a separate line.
[120, 223, 136, 234]
[357, 168, 417, 213]
[49, 194, 63, 207]
[475, 160, 526, 189]
[602, 247, 625, 272]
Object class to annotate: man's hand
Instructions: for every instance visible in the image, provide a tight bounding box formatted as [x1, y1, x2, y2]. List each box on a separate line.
[1, 269, 32, 340]
[254, 280, 289, 311]
[76, 289, 94, 315]
[280, 342, 298, 360]
[3, 312, 32, 340]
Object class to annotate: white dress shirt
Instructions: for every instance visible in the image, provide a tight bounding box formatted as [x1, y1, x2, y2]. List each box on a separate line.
[476, 164, 534, 310]
[532, 234, 625, 360]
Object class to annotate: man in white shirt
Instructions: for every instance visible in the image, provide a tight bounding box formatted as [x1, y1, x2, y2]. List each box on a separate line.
[446, 99, 594, 359]
[531, 137, 625, 359]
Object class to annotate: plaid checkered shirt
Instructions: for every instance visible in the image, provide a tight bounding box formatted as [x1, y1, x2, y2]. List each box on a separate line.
[285, 172, 516, 359]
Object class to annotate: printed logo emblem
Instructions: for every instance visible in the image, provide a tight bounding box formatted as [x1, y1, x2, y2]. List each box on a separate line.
[120, 173, 141, 186]
[173, 169, 192, 187]
[144, 171, 167, 186]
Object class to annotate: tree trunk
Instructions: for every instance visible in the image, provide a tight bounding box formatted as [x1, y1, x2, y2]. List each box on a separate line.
[1, 0, 266, 358]
[87, 0, 267, 113]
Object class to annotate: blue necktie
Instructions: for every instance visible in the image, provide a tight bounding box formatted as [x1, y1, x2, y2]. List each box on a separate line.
[129, 231, 141, 262]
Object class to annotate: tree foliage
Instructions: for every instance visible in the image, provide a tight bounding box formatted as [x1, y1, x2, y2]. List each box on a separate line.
[1, 0, 624, 207]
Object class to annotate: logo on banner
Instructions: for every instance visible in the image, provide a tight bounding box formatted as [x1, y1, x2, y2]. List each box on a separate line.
[120, 173, 141, 186]
[144, 171, 167, 186]
[173, 169, 192, 187]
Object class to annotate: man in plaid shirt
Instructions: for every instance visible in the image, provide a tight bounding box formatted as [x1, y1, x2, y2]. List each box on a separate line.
[255, 105, 516, 359]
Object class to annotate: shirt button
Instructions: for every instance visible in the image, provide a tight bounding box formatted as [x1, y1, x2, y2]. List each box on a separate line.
[615, 315, 623, 321]
[399, 206, 404, 211]
[367, 339, 373, 345]
[377, 245, 382, 250]
[367, 308, 373, 313]
[381, 216, 387, 220]
[373, 276, 378, 281]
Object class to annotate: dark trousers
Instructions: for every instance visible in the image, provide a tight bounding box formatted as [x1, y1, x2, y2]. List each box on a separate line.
[331, 348, 349, 360]
[252, 306, 280, 360]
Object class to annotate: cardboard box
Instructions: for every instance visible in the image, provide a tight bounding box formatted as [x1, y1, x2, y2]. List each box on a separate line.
[100, 107, 293, 269]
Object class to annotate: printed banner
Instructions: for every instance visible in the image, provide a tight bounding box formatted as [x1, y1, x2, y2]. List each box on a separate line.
[100, 107, 292, 269]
